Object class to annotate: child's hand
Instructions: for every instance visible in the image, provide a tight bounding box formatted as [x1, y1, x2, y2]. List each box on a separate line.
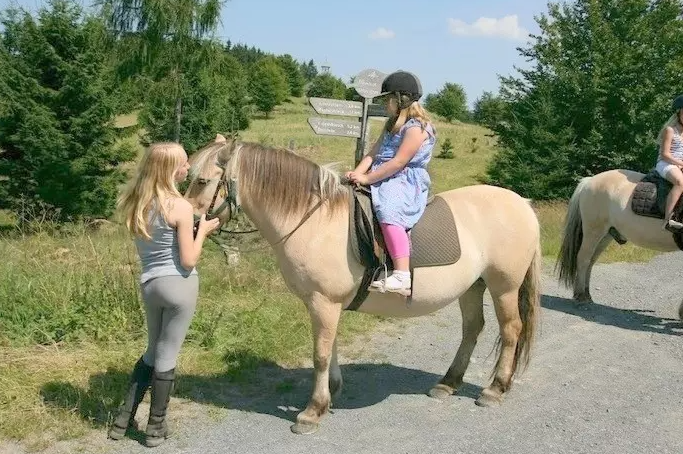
[349, 172, 370, 186]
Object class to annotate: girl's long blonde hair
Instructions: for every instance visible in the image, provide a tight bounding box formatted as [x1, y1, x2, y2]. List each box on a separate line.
[384, 95, 433, 135]
[117, 142, 186, 240]
[657, 111, 683, 150]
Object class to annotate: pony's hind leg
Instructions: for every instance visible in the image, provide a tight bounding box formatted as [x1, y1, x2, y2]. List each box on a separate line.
[574, 225, 610, 303]
[475, 279, 523, 406]
[428, 279, 487, 400]
[584, 234, 613, 299]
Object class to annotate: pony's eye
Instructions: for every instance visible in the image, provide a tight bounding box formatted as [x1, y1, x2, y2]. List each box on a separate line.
[196, 178, 209, 185]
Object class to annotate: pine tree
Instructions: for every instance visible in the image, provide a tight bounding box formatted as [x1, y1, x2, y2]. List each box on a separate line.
[424, 83, 468, 123]
[0, 0, 136, 221]
[100, 0, 241, 145]
[306, 74, 347, 100]
[249, 56, 289, 117]
[277, 54, 305, 97]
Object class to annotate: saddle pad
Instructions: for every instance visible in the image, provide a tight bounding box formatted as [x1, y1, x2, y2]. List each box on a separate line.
[410, 195, 461, 269]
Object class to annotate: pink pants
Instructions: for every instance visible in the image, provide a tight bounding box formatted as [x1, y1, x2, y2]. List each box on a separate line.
[380, 223, 410, 259]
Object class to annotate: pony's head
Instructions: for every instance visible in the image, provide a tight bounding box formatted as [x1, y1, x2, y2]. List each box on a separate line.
[184, 133, 241, 227]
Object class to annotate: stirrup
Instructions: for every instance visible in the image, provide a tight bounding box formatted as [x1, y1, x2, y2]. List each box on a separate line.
[664, 219, 683, 232]
[369, 263, 389, 289]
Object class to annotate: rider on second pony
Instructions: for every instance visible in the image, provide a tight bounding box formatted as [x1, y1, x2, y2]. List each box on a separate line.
[654, 94, 683, 231]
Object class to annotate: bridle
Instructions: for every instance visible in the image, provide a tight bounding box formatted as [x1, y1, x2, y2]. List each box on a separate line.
[190, 143, 257, 235]
[199, 164, 236, 222]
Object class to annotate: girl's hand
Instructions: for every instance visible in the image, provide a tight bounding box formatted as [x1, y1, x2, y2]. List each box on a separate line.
[197, 214, 220, 235]
[349, 172, 370, 186]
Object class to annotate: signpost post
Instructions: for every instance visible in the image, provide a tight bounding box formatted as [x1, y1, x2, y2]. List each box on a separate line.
[307, 68, 389, 167]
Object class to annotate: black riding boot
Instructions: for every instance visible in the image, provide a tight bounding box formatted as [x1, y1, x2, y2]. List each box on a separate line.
[108, 356, 154, 440]
[145, 368, 175, 448]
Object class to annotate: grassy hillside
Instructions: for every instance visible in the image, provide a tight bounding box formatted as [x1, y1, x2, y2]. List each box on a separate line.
[0, 97, 657, 450]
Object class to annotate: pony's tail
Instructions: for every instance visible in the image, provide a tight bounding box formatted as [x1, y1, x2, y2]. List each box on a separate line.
[489, 209, 542, 381]
[514, 237, 542, 376]
[555, 177, 591, 289]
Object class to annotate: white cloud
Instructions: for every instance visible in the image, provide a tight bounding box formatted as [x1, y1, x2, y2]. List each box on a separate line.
[448, 15, 528, 41]
[369, 27, 395, 40]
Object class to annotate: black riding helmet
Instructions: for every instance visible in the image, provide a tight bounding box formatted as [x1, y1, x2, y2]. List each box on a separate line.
[673, 94, 683, 111]
[379, 70, 423, 109]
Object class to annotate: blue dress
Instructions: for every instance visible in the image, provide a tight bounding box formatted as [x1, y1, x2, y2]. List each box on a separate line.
[370, 118, 436, 229]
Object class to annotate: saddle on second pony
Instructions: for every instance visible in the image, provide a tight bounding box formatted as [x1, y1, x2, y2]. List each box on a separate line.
[631, 169, 683, 249]
[345, 184, 461, 310]
[631, 169, 683, 220]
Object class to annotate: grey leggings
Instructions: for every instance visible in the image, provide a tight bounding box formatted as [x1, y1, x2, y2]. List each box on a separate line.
[141, 275, 198, 372]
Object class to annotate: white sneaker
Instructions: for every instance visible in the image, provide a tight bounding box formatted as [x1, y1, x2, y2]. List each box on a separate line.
[370, 271, 411, 296]
[664, 219, 683, 230]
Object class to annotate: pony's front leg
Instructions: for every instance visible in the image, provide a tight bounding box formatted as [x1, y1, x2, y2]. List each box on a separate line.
[291, 293, 342, 435]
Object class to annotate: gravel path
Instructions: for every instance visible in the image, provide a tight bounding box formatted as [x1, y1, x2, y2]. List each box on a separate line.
[4, 252, 683, 454]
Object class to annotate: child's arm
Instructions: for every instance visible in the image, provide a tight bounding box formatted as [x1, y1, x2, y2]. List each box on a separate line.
[348, 134, 383, 176]
[364, 127, 428, 184]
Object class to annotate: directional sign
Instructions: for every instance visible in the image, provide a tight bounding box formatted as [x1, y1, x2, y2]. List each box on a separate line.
[353, 68, 386, 99]
[367, 103, 388, 118]
[308, 117, 361, 138]
[309, 97, 363, 117]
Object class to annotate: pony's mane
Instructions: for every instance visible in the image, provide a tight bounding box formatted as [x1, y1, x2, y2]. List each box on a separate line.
[190, 139, 349, 221]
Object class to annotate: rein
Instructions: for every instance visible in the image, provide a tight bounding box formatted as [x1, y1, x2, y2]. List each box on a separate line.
[207, 197, 327, 254]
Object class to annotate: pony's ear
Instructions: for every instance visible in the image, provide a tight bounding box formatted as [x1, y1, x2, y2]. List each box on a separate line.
[215, 133, 227, 143]
[217, 138, 239, 165]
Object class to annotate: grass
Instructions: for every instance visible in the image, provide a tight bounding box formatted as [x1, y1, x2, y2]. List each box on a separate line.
[0, 221, 378, 449]
[0, 96, 660, 450]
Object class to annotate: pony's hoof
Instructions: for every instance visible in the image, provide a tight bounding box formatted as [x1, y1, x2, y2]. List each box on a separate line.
[573, 293, 593, 304]
[290, 421, 319, 435]
[678, 300, 683, 320]
[475, 389, 502, 407]
[428, 384, 454, 400]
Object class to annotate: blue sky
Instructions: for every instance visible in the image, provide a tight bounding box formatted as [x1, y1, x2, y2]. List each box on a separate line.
[1, 0, 552, 107]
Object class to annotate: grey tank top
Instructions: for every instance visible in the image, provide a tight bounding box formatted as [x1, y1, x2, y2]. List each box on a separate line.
[135, 207, 197, 284]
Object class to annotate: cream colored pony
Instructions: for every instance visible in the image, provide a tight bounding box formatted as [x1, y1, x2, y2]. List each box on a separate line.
[557, 169, 683, 315]
[184, 135, 542, 435]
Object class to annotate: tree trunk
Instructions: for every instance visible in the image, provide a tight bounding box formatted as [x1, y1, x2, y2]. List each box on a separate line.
[174, 96, 182, 143]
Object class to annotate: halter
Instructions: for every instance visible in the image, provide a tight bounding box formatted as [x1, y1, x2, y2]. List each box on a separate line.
[191, 144, 249, 235]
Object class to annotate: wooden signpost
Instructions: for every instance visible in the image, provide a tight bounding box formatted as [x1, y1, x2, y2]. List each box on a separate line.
[308, 68, 389, 166]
